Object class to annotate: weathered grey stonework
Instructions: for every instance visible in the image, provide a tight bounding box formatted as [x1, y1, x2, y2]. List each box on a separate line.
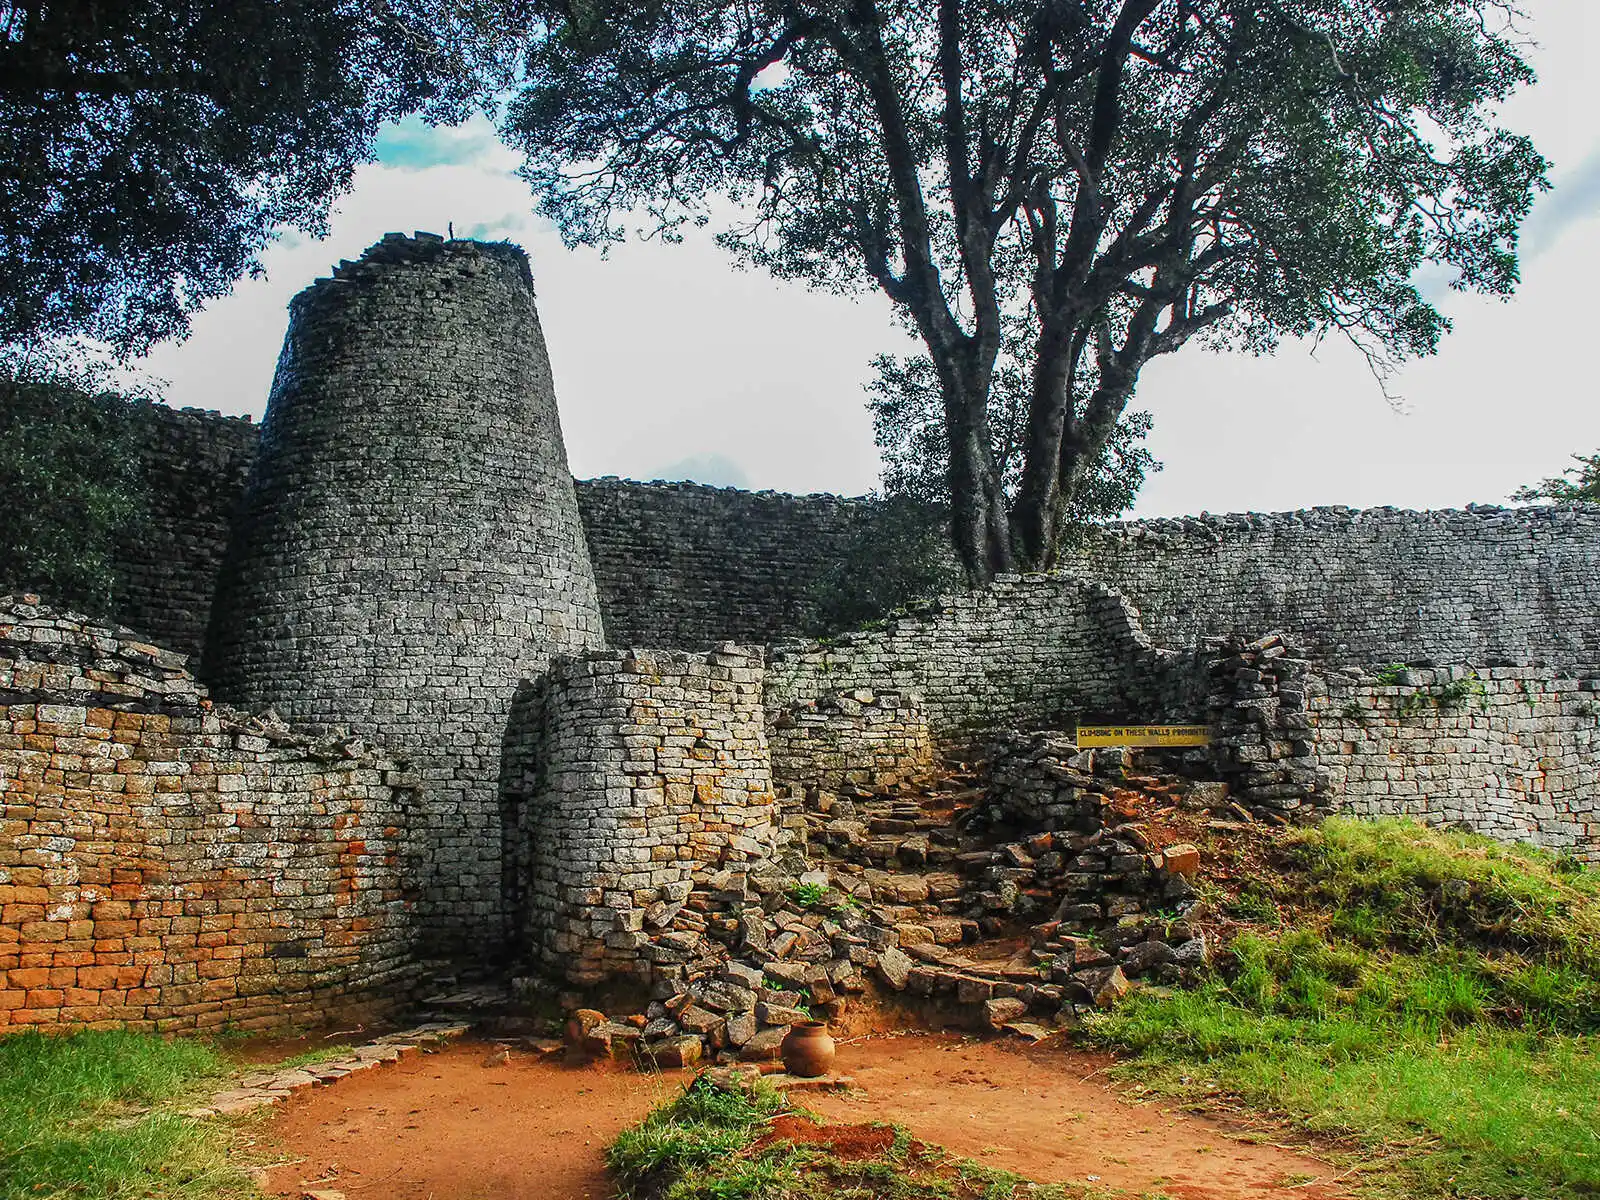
[1309, 665, 1600, 859]
[10, 386, 1600, 676]
[768, 687, 935, 790]
[502, 646, 775, 986]
[1205, 634, 1328, 818]
[110, 404, 258, 659]
[205, 234, 605, 959]
[765, 574, 1208, 743]
[1073, 506, 1600, 676]
[575, 479, 872, 647]
[0, 395, 257, 658]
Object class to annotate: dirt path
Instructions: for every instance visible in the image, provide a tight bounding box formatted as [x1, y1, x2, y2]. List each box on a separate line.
[806, 1033, 1348, 1200]
[254, 1036, 1347, 1200]
[254, 1042, 677, 1200]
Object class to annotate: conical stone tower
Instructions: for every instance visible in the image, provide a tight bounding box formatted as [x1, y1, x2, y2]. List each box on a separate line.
[207, 233, 606, 959]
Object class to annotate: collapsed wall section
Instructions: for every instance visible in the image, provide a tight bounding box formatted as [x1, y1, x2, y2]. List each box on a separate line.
[206, 234, 606, 958]
[765, 573, 1208, 744]
[0, 598, 419, 1033]
[502, 646, 774, 987]
[1075, 506, 1600, 676]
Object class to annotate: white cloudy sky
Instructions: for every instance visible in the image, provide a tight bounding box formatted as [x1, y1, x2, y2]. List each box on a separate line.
[144, 2, 1600, 515]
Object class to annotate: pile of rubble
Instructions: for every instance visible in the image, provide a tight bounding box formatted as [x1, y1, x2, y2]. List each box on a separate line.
[540, 732, 1221, 1066]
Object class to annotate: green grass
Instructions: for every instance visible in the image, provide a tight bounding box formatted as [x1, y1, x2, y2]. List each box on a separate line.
[608, 1075, 1107, 1199]
[0, 1030, 248, 1200]
[1089, 818, 1600, 1200]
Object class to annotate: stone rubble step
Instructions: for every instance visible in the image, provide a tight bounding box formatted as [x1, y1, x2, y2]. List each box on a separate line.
[183, 1022, 470, 1120]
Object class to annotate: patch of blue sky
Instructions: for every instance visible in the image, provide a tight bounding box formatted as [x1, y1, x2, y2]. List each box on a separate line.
[374, 115, 497, 171]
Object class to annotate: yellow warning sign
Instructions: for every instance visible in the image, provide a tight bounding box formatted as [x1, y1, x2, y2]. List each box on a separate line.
[1076, 724, 1211, 748]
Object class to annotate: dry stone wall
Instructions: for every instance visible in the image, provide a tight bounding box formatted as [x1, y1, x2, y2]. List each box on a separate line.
[0, 598, 420, 1033]
[502, 646, 775, 987]
[765, 574, 1208, 744]
[1075, 506, 1600, 676]
[768, 688, 935, 791]
[1309, 666, 1600, 860]
[109, 404, 258, 659]
[11, 387, 1600, 677]
[0, 395, 257, 659]
[205, 235, 606, 960]
[574, 478, 870, 647]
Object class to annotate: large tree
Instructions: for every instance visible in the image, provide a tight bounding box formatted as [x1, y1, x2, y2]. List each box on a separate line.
[503, 0, 1546, 582]
[0, 0, 514, 357]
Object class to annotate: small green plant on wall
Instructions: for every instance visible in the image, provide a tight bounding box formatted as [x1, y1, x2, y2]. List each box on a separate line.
[1392, 672, 1488, 718]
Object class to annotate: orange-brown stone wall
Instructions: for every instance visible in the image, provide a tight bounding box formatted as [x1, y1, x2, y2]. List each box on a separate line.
[0, 598, 422, 1034]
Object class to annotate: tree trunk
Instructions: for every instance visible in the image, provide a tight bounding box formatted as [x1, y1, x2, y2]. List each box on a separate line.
[1053, 362, 1137, 542]
[928, 349, 995, 585]
[1011, 312, 1082, 570]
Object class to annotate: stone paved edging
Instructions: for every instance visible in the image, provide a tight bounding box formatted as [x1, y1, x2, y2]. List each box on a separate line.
[188, 1021, 471, 1118]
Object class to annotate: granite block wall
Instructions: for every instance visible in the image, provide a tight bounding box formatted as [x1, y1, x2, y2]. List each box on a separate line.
[764, 574, 1209, 744]
[768, 687, 936, 790]
[573, 478, 870, 647]
[502, 646, 775, 987]
[1074, 506, 1600, 676]
[0, 598, 420, 1033]
[8, 385, 1600, 677]
[111, 404, 258, 659]
[205, 235, 606, 960]
[1309, 665, 1600, 860]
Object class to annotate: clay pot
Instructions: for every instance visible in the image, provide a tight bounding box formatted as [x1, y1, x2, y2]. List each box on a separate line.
[780, 1020, 836, 1078]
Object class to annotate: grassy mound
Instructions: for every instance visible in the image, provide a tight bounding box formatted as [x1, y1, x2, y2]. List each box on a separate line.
[0, 1030, 246, 1200]
[608, 1075, 1096, 1200]
[1091, 817, 1600, 1200]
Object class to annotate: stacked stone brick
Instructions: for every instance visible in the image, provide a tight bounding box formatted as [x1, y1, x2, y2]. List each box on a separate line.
[206, 234, 606, 958]
[1074, 505, 1600, 677]
[109, 403, 258, 659]
[1205, 633, 1327, 819]
[765, 574, 1207, 741]
[503, 646, 775, 986]
[574, 479, 878, 648]
[1309, 665, 1599, 859]
[768, 687, 934, 790]
[7, 379, 1600, 676]
[0, 597, 419, 1032]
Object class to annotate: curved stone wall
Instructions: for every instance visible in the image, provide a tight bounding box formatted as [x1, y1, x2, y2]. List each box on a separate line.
[206, 234, 605, 958]
[574, 478, 870, 647]
[0, 597, 421, 1033]
[1073, 506, 1600, 676]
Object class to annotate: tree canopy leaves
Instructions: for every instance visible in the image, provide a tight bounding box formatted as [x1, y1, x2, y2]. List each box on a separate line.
[1511, 452, 1600, 505]
[502, 0, 1547, 579]
[0, 0, 513, 356]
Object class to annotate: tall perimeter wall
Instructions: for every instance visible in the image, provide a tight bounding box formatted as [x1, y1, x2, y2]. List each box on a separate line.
[6, 381, 1597, 673]
[1073, 506, 1600, 676]
[206, 235, 606, 959]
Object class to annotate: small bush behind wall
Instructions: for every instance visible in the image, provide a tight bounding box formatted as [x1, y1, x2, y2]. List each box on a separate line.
[0, 374, 147, 616]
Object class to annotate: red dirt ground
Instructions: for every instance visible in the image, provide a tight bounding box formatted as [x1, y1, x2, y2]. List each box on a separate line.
[253, 1034, 1351, 1200]
[805, 1033, 1351, 1200]
[750, 1113, 898, 1160]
